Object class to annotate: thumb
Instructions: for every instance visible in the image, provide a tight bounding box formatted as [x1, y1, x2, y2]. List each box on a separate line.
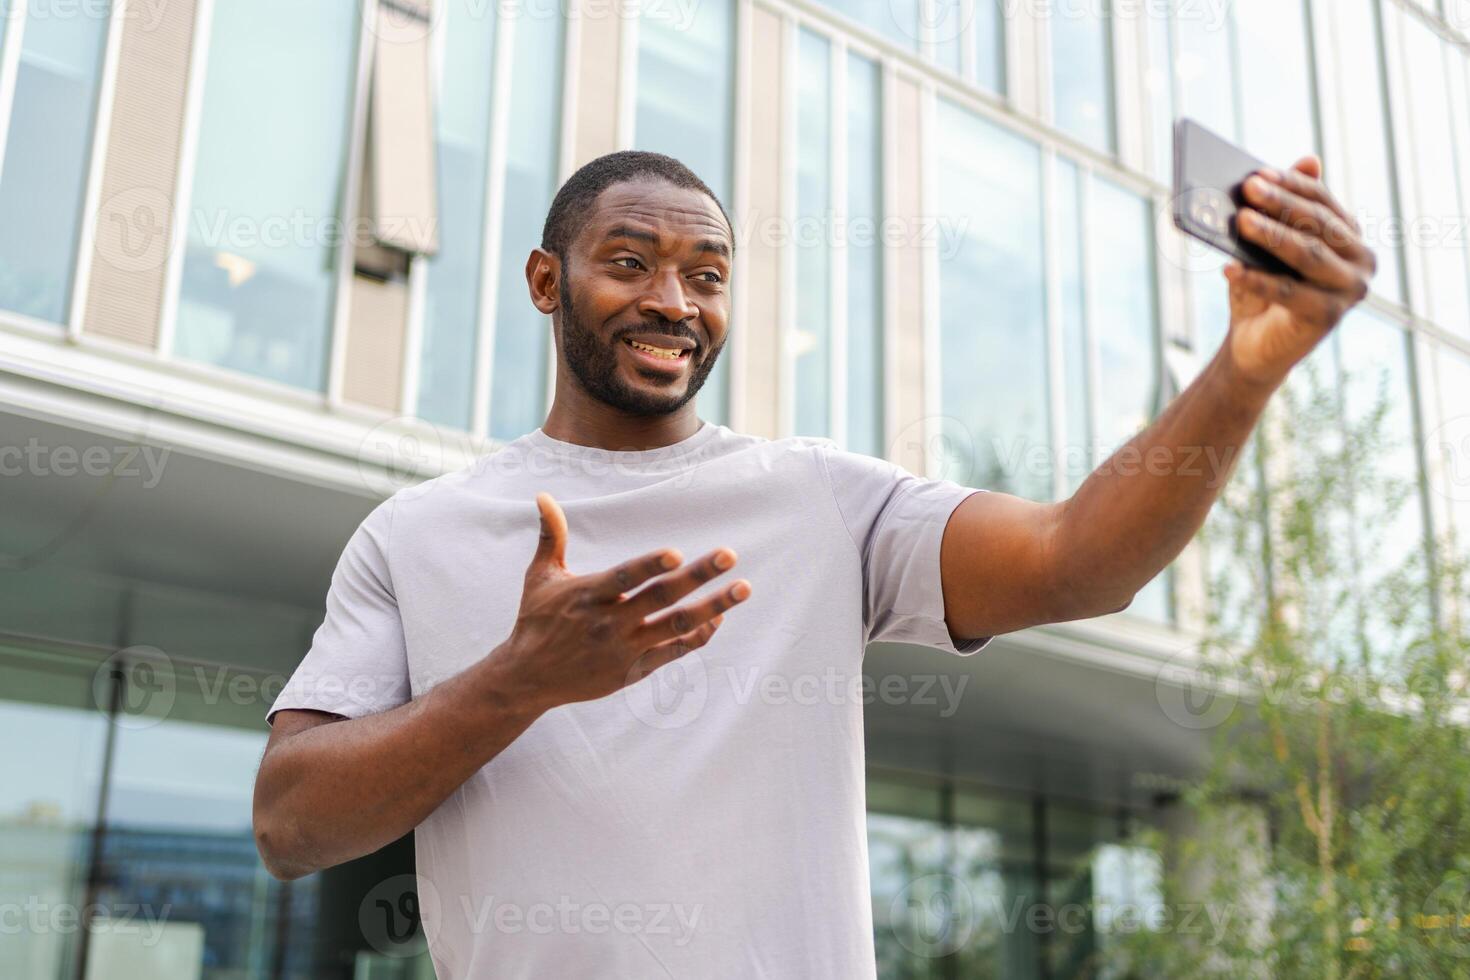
[529, 491, 568, 575]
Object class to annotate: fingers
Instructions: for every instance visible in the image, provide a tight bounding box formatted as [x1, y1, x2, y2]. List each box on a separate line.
[583, 547, 685, 603]
[1224, 263, 1352, 333]
[633, 579, 751, 647]
[618, 548, 739, 620]
[1267, 160, 1359, 233]
[1236, 207, 1367, 298]
[1241, 173, 1374, 271]
[626, 614, 724, 683]
[528, 492, 568, 577]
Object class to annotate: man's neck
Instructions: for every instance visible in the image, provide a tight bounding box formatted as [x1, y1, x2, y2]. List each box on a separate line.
[539, 402, 702, 452]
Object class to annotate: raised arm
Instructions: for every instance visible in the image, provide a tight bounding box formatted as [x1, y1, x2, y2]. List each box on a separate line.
[940, 155, 1376, 642]
[252, 493, 750, 879]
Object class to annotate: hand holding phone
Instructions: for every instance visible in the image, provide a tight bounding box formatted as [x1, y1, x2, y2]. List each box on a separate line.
[1171, 117, 1302, 281]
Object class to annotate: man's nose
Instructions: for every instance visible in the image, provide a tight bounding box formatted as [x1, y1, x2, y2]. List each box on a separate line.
[637, 270, 697, 325]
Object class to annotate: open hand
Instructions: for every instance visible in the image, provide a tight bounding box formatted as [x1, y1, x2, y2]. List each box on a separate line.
[1223, 155, 1377, 388]
[503, 492, 752, 713]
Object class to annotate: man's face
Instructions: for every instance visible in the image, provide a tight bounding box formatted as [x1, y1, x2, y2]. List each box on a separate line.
[552, 180, 733, 416]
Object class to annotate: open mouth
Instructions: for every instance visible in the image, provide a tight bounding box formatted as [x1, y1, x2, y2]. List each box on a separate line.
[622, 337, 691, 361]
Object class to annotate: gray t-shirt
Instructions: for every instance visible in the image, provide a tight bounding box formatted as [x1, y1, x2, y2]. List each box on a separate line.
[268, 420, 989, 978]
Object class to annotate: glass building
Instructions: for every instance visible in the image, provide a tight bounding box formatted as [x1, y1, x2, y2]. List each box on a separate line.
[0, 0, 1464, 975]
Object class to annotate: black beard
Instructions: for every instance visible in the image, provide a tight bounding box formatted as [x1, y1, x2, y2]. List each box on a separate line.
[557, 272, 724, 418]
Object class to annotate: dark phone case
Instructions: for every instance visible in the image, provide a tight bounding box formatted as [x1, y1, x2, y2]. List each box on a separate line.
[1171, 118, 1302, 281]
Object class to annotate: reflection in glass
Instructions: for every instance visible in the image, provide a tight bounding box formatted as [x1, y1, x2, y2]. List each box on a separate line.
[488, 13, 563, 442]
[418, 0, 498, 430]
[634, 0, 735, 425]
[795, 30, 832, 437]
[0, 650, 106, 980]
[0, 3, 110, 323]
[936, 100, 1050, 502]
[1054, 158, 1090, 496]
[174, 0, 360, 390]
[846, 53, 885, 457]
[1050, 0, 1114, 153]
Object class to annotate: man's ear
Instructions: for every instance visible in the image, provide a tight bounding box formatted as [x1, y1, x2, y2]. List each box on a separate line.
[527, 247, 561, 315]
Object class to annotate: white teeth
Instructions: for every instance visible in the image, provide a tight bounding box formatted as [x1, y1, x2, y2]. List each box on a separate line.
[626, 339, 684, 359]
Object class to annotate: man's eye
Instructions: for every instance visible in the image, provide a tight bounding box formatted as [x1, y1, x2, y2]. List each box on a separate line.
[613, 257, 644, 270]
[695, 271, 724, 284]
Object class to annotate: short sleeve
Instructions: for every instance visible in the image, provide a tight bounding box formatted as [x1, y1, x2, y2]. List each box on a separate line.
[266, 496, 412, 725]
[816, 443, 992, 656]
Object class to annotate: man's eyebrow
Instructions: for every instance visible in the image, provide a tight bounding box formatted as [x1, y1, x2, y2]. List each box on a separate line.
[602, 225, 731, 259]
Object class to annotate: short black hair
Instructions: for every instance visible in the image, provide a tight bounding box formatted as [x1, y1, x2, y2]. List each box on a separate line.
[539, 150, 733, 262]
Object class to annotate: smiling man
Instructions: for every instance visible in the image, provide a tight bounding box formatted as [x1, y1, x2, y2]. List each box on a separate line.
[253, 151, 1375, 977]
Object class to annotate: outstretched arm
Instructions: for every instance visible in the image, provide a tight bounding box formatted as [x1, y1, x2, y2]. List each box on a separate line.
[940, 155, 1377, 642]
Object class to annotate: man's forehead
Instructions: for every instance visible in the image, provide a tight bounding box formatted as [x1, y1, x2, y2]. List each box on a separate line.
[583, 182, 731, 249]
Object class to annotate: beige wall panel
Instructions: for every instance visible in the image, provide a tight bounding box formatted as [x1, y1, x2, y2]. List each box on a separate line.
[890, 76, 926, 474]
[342, 275, 409, 411]
[82, 0, 199, 348]
[736, 5, 785, 439]
[570, 0, 624, 165]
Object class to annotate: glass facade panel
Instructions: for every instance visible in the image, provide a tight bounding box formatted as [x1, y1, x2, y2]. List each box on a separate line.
[1173, 0, 1237, 141]
[795, 30, 832, 437]
[1054, 158, 1090, 496]
[487, 13, 564, 442]
[417, 0, 498, 430]
[1090, 179, 1169, 621]
[0, 2, 110, 324]
[1234, 0, 1315, 167]
[935, 100, 1050, 501]
[1400, 11, 1470, 333]
[174, 0, 360, 391]
[975, 0, 1005, 94]
[846, 52, 885, 457]
[1050, 0, 1114, 153]
[1332, 0, 1405, 305]
[0, 648, 107, 980]
[1144, 2, 1174, 182]
[634, 0, 735, 425]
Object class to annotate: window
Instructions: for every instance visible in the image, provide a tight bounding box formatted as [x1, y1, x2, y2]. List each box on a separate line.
[1054, 159, 1090, 496]
[936, 100, 1050, 501]
[1046, 0, 1111, 152]
[846, 52, 885, 456]
[417, 0, 498, 430]
[1435, 345, 1470, 557]
[1143, 2, 1175, 182]
[1088, 179, 1170, 622]
[823, 0, 921, 54]
[1049, 0, 1114, 153]
[1329, 0, 1405, 305]
[1172, 0, 1236, 141]
[173, 0, 361, 390]
[0, 1, 111, 325]
[974, 0, 1005, 94]
[1233, 0, 1315, 167]
[1399, 10, 1470, 333]
[487, 11, 564, 442]
[794, 30, 833, 438]
[634, 0, 736, 425]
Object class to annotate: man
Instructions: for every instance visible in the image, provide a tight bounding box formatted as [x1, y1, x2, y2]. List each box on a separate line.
[253, 150, 1375, 976]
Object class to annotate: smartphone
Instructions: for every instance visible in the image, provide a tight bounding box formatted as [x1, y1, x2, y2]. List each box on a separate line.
[1171, 117, 1302, 281]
